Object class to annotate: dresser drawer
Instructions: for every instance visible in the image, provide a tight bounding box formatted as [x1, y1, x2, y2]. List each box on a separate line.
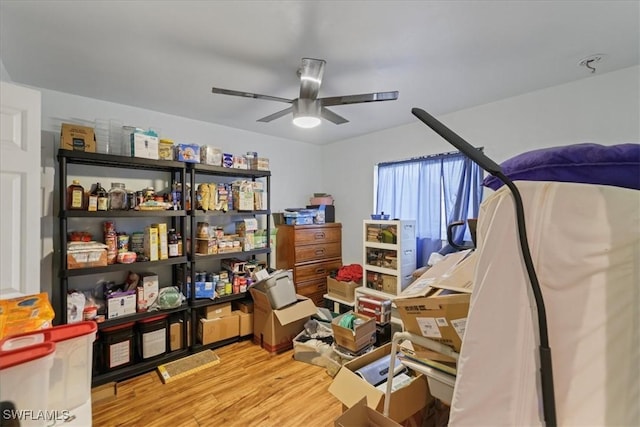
[294, 242, 342, 263]
[294, 226, 341, 246]
[294, 258, 342, 283]
[296, 278, 327, 306]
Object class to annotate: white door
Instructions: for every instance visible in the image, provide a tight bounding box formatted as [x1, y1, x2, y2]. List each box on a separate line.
[0, 81, 41, 298]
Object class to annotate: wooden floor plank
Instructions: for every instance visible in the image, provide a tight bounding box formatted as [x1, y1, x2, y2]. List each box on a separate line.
[92, 340, 342, 427]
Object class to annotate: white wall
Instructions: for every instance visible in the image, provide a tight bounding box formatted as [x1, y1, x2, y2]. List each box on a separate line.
[35, 88, 323, 295]
[324, 65, 640, 264]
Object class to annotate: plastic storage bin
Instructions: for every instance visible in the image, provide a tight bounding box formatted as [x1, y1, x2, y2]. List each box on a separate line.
[252, 271, 297, 309]
[101, 322, 135, 371]
[0, 342, 56, 427]
[137, 314, 168, 360]
[0, 321, 97, 411]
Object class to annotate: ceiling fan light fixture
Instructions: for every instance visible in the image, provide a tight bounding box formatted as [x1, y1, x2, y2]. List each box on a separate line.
[293, 115, 321, 128]
[292, 99, 321, 129]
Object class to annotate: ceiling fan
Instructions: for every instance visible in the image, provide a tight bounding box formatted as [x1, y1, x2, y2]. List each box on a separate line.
[211, 58, 399, 128]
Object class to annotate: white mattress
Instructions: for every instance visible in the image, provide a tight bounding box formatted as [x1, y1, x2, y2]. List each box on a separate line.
[449, 181, 640, 426]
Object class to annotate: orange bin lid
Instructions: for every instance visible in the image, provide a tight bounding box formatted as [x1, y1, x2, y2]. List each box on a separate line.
[0, 321, 97, 352]
[0, 342, 55, 370]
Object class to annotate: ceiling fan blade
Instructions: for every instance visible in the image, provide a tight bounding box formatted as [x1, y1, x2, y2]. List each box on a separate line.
[320, 91, 399, 107]
[257, 106, 293, 123]
[299, 58, 326, 100]
[212, 87, 293, 104]
[321, 107, 349, 125]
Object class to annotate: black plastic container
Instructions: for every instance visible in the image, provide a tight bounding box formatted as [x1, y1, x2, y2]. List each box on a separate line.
[101, 321, 136, 371]
[137, 314, 168, 360]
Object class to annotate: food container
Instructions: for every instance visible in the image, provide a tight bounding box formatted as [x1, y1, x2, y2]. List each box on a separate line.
[100, 322, 135, 371]
[0, 342, 56, 425]
[137, 315, 168, 360]
[175, 143, 200, 163]
[66, 242, 108, 269]
[0, 321, 97, 411]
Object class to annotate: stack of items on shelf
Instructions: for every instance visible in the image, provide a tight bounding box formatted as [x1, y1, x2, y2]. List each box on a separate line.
[60, 121, 271, 170]
[194, 221, 241, 255]
[282, 208, 320, 225]
[235, 218, 268, 251]
[196, 298, 254, 346]
[394, 249, 477, 406]
[306, 193, 335, 223]
[66, 179, 183, 212]
[66, 220, 182, 270]
[197, 302, 239, 346]
[68, 270, 184, 324]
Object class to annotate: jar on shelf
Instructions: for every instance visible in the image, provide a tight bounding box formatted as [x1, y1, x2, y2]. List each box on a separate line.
[67, 180, 85, 210]
[108, 183, 128, 210]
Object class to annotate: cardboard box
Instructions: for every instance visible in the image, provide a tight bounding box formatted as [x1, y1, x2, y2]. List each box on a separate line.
[395, 293, 470, 356]
[204, 302, 232, 319]
[329, 343, 431, 424]
[401, 250, 475, 297]
[175, 143, 201, 163]
[334, 397, 403, 427]
[232, 299, 254, 313]
[395, 250, 475, 357]
[144, 225, 159, 261]
[327, 276, 360, 302]
[107, 291, 137, 319]
[60, 123, 96, 152]
[138, 272, 159, 309]
[156, 223, 168, 260]
[66, 248, 107, 269]
[331, 311, 377, 353]
[169, 320, 191, 351]
[234, 310, 253, 336]
[249, 286, 317, 353]
[198, 313, 239, 345]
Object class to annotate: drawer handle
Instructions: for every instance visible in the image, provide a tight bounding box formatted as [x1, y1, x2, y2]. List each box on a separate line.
[315, 268, 326, 274]
[315, 248, 325, 256]
[315, 232, 326, 239]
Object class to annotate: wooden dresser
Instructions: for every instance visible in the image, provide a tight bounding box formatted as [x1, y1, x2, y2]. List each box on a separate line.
[276, 223, 342, 306]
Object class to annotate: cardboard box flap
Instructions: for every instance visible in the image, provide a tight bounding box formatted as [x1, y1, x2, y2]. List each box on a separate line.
[272, 297, 317, 325]
[401, 250, 474, 297]
[249, 287, 271, 309]
[334, 397, 403, 427]
[330, 365, 385, 410]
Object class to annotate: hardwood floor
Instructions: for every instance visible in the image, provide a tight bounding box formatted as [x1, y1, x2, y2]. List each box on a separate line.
[92, 340, 343, 427]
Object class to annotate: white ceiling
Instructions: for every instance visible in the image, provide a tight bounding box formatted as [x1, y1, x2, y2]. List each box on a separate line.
[1, 1, 638, 145]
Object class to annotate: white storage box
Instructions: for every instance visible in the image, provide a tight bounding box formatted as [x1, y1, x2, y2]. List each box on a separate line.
[0, 321, 97, 411]
[0, 342, 56, 426]
[251, 270, 297, 309]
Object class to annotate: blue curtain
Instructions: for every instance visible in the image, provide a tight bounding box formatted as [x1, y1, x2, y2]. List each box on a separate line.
[376, 152, 482, 267]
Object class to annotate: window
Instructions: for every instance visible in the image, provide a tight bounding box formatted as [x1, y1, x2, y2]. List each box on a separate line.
[375, 151, 483, 267]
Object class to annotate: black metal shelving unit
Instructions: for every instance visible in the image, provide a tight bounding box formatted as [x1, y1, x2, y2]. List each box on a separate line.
[186, 162, 271, 348]
[57, 149, 273, 387]
[58, 149, 191, 387]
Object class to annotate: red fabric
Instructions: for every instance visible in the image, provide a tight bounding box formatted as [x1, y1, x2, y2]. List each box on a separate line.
[335, 264, 363, 283]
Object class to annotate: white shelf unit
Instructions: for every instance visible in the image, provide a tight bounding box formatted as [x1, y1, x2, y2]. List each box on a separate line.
[361, 219, 416, 298]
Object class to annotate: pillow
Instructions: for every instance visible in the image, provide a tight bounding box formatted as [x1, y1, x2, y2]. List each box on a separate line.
[483, 143, 640, 190]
